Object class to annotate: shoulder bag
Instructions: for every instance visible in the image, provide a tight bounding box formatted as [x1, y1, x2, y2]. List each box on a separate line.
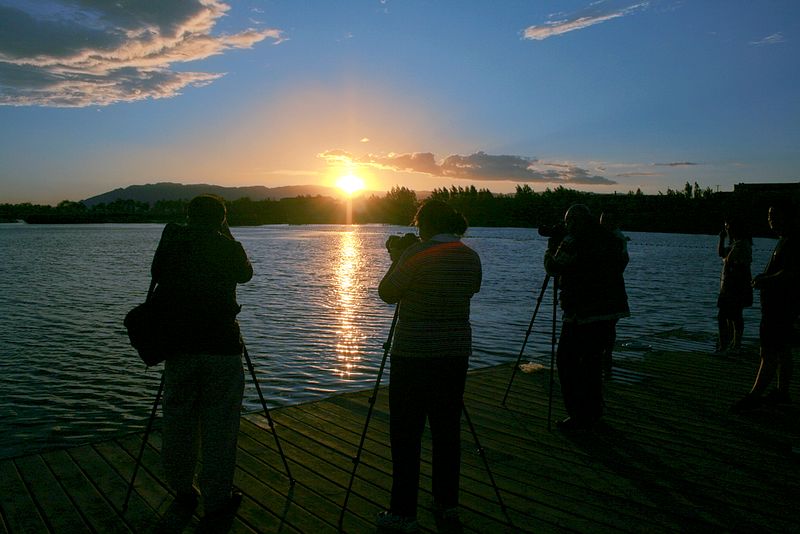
[124, 279, 169, 367]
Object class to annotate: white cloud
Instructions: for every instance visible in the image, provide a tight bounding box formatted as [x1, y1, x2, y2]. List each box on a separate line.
[0, 0, 283, 107]
[319, 149, 616, 185]
[523, 1, 649, 41]
[749, 33, 785, 46]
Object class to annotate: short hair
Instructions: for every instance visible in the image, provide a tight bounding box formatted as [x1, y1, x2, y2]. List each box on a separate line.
[414, 200, 468, 236]
[565, 203, 592, 223]
[187, 195, 226, 228]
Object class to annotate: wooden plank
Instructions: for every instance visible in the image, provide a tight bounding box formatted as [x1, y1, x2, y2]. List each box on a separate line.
[13, 454, 86, 533]
[1, 349, 799, 534]
[69, 444, 160, 533]
[0, 460, 49, 533]
[41, 449, 132, 534]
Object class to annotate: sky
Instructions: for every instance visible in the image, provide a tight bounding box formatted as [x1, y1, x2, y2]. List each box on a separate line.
[0, 0, 798, 204]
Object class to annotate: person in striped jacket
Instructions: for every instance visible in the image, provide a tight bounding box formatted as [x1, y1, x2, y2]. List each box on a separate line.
[377, 200, 482, 532]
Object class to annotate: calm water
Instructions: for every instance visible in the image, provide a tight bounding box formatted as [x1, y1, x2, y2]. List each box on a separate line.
[0, 223, 774, 459]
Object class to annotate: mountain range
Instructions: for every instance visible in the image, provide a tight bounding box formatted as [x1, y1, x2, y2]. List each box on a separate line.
[81, 182, 343, 207]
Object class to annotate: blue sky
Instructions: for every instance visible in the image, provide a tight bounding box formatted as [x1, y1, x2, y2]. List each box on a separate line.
[0, 0, 798, 204]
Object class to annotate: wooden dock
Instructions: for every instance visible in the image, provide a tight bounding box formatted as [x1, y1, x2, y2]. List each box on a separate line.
[2, 335, 799, 533]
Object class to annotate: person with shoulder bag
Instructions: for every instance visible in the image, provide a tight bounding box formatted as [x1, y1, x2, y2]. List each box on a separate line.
[151, 194, 253, 527]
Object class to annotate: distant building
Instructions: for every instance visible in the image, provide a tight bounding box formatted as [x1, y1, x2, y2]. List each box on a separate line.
[733, 182, 800, 196]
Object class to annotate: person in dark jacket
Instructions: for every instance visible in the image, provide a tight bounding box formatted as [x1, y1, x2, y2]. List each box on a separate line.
[151, 194, 253, 525]
[545, 204, 630, 431]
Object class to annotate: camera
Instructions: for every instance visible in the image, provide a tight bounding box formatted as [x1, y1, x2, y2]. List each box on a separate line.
[538, 223, 566, 239]
[538, 223, 567, 250]
[386, 232, 420, 261]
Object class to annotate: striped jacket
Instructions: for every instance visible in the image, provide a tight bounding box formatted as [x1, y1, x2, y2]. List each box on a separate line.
[379, 234, 482, 359]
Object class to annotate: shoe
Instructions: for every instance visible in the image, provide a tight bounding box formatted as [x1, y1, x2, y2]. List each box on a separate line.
[173, 488, 199, 513]
[763, 389, 792, 406]
[433, 504, 459, 521]
[730, 394, 763, 413]
[197, 489, 242, 534]
[433, 504, 462, 533]
[556, 417, 595, 432]
[376, 510, 419, 533]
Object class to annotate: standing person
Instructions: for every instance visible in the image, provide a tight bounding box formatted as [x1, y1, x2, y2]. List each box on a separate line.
[599, 210, 630, 379]
[151, 194, 253, 529]
[715, 217, 753, 355]
[544, 204, 630, 432]
[377, 200, 482, 532]
[731, 203, 799, 412]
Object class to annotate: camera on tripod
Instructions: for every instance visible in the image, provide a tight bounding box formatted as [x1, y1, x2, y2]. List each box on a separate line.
[538, 223, 567, 249]
[386, 232, 420, 261]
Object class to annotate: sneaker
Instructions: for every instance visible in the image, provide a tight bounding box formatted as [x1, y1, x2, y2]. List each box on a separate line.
[433, 504, 459, 521]
[197, 489, 242, 534]
[433, 504, 462, 533]
[763, 389, 792, 406]
[730, 394, 763, 413]
[376, 510, 419, 533]
[556, 416, 598, 433]
[173, 488, 199, 513]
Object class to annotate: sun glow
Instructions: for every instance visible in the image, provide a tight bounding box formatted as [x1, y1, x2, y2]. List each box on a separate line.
[336, 174, 365, 196]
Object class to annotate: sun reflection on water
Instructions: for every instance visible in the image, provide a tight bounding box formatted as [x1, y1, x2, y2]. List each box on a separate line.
[334, 230, 367, 378]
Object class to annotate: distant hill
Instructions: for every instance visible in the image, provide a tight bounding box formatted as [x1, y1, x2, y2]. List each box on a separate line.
[81, 182, 342, 206]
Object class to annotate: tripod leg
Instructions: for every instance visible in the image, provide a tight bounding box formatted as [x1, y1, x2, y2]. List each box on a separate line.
[502, 275, 550, 406]
[243, 345, 294, 485]
[462, 402, 512, 526]
[123, 372, 165, 513]
[338, 305, 399, 532]
[547, 277, 559, 431]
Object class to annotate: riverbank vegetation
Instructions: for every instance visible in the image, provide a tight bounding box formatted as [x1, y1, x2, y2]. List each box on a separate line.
[1, 182, 795, 236]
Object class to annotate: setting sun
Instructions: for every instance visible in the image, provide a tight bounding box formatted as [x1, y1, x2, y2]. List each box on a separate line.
[336, 174, 365, 196]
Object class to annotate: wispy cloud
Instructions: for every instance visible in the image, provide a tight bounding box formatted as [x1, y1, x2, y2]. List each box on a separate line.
[0, 1, 283, 107]
[616, 172, 663, 177]
[749, 32, 785, 46]
[523, 1, 649, 41]
[653, 161, 699, 167]
[319, 150, 616, 185]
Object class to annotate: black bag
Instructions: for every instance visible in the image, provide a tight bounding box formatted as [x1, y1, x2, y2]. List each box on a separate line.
[124, 280, 168, 367]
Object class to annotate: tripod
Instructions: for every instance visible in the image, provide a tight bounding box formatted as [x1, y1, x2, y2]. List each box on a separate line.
[502, 274, 550, 405]
[338, 305, 510, 530]
[122, 342, 294, 513]
[338, 305, 399, 530]
[501, 274, 560, 430]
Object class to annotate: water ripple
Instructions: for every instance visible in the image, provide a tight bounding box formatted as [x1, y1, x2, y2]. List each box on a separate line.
[0, 224, 774, 458]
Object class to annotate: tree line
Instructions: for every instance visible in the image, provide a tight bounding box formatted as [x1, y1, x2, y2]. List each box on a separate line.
[0, 182, 794, 236]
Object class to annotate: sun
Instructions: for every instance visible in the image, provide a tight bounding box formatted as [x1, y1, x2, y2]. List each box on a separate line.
[336, 174, 365, 196]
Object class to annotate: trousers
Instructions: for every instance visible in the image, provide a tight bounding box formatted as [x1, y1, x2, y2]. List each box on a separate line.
[556, 320, 611, 424]
[388, 356, 468, 517]
[162, 352, 244, 509]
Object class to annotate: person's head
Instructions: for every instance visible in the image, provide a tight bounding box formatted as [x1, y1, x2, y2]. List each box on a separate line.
[413, 200, 468, 241]
[599, 210, 618, 230]
[187, 194, 226, 231]
[564, 204, 593, 235]
[724, 216, 749, 241]
[767, 202, 797, 236]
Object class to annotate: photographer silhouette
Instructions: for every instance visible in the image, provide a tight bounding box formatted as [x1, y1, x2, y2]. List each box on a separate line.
[544, 204, 629, 432]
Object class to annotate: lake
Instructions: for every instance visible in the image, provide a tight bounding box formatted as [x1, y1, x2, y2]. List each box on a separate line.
[0, 223, 775, 459]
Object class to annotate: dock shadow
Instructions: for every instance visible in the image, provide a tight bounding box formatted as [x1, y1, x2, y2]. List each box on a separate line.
[561, 422, 768, 532]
